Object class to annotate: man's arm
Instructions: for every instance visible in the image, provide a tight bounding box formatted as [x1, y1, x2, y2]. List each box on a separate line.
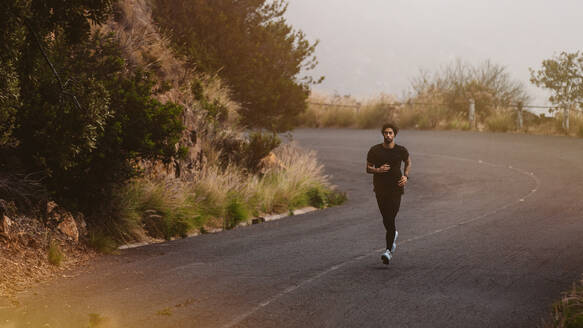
[398, 155, 412, 186]
[403, 155, 411, 177]
[367, 161, 390, 174]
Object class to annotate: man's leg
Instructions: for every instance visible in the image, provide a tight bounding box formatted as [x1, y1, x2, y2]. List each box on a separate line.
[375, 192, 402, 250]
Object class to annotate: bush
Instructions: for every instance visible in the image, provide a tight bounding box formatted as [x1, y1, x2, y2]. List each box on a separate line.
[114, 178, 200, 241]
[48, 241, 64, 266]
[225, 197, 249, 229]
[357, 103, 395, 129]
[242, 132, 281, 172]
[397, 108, 420, 129]
[307, 186, 327, 209]
[485, 111, 515, 132]
[320, 108, 356, 127]
[106, 142, 346, 242]
[88, 231, 118, 254]
[545, 278, 583, 328]
[446, 118, 471, 130]
[326, 190, 348, 206]
[6, 32, 184, 215]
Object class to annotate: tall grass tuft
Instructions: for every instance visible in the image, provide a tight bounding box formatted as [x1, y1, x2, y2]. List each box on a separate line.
[109, 142, 345, 242]
[485, 111, 516, 132]
[88, 231, 119, 254]
[48, 240, 64, 266]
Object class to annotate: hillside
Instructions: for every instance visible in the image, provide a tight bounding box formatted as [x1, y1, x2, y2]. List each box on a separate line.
[0, 0, 342, 299]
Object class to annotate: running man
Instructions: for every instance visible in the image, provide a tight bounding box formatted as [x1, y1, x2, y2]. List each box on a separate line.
[366, 123, 411, 265]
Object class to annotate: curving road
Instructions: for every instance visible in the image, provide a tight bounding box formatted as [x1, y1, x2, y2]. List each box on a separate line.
[1, 129, 583, 328]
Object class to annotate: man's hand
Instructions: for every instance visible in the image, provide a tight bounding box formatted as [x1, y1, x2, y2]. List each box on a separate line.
[378, 163, 391, 173]
[397, 175, 408, 187]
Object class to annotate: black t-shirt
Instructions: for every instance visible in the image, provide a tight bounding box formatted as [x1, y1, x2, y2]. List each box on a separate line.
[367, 143, 409, 194]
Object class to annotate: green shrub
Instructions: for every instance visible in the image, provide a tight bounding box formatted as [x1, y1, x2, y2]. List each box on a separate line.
[88, 231, 118, 254]
[307, 186, 327, 209]
[243, 132, 281, 172]
[225, 197, 249, 229]
[545, 278, 583, 328]
[115, 179, 200, 240]
[5, 32, 185, 217]
[153, 0, 318, 131]
[326, 190, 347, 206]
[48, 241, 64, 266]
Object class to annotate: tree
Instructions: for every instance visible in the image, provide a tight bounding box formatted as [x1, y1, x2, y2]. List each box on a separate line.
[411, 59, 529, 122]
[0, 0, 114, 145]
[152, 0, 322, 131]
[530, 51, 583, 131]
[0, 1, 186, 214]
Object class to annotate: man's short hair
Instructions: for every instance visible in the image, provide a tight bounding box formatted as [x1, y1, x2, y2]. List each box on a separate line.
[381, 123, 399, 136]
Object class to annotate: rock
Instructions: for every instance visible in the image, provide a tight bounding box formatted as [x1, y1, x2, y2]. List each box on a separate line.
[252, 217, 265, 225]
[142, 214, 165, 239]
[45, 201, 81, 242]
[73, 212, 88, 238]
[258, 152, 286, 174]
[57, 212, 79, 242]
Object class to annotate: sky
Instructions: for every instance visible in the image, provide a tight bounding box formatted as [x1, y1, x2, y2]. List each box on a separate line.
[284, 0, 583, 111]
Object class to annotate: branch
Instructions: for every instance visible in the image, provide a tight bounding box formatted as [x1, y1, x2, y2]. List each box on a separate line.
[21, 17, 83, 112]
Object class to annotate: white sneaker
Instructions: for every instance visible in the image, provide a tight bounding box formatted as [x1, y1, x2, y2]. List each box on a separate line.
[381, 249, 392, 265]
[391, 231, 399, 253]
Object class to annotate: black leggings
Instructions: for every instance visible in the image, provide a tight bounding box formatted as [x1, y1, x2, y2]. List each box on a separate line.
[375, 192, 402, 250]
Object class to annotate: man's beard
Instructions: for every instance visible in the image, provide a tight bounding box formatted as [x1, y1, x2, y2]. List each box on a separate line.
[384, 137, 393, 144]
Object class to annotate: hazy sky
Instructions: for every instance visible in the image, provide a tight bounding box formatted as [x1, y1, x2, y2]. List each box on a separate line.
[285, 0, 583, 109]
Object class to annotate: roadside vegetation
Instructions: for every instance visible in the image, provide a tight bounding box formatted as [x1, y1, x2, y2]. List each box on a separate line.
[0, 0, 343, 296]
[301, 58, 583, 138]
[544, 277, 583, 328]
[107, 141, 345, 243]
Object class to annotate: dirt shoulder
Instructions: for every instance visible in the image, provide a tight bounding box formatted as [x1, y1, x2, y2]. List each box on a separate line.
[0, 212, 96, 306]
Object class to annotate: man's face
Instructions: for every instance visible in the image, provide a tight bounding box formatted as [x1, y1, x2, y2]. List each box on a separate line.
[382, 128, 395, 143]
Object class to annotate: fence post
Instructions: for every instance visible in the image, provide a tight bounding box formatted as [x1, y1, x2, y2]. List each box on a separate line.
[517, 102, 524, 131]
[563, 106, 570, 131]
[468, 98, 475, 129]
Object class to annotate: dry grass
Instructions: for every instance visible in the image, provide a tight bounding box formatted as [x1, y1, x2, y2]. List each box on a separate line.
[0, 216, 96, 299]
[484, 110, 516, 132]
[300, 93, 397, 128]
[301, 93, 583, 138]
[114, 142, 344, 241]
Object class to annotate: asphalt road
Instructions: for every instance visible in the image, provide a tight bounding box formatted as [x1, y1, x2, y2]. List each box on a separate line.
[1, 129, 583, 328]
